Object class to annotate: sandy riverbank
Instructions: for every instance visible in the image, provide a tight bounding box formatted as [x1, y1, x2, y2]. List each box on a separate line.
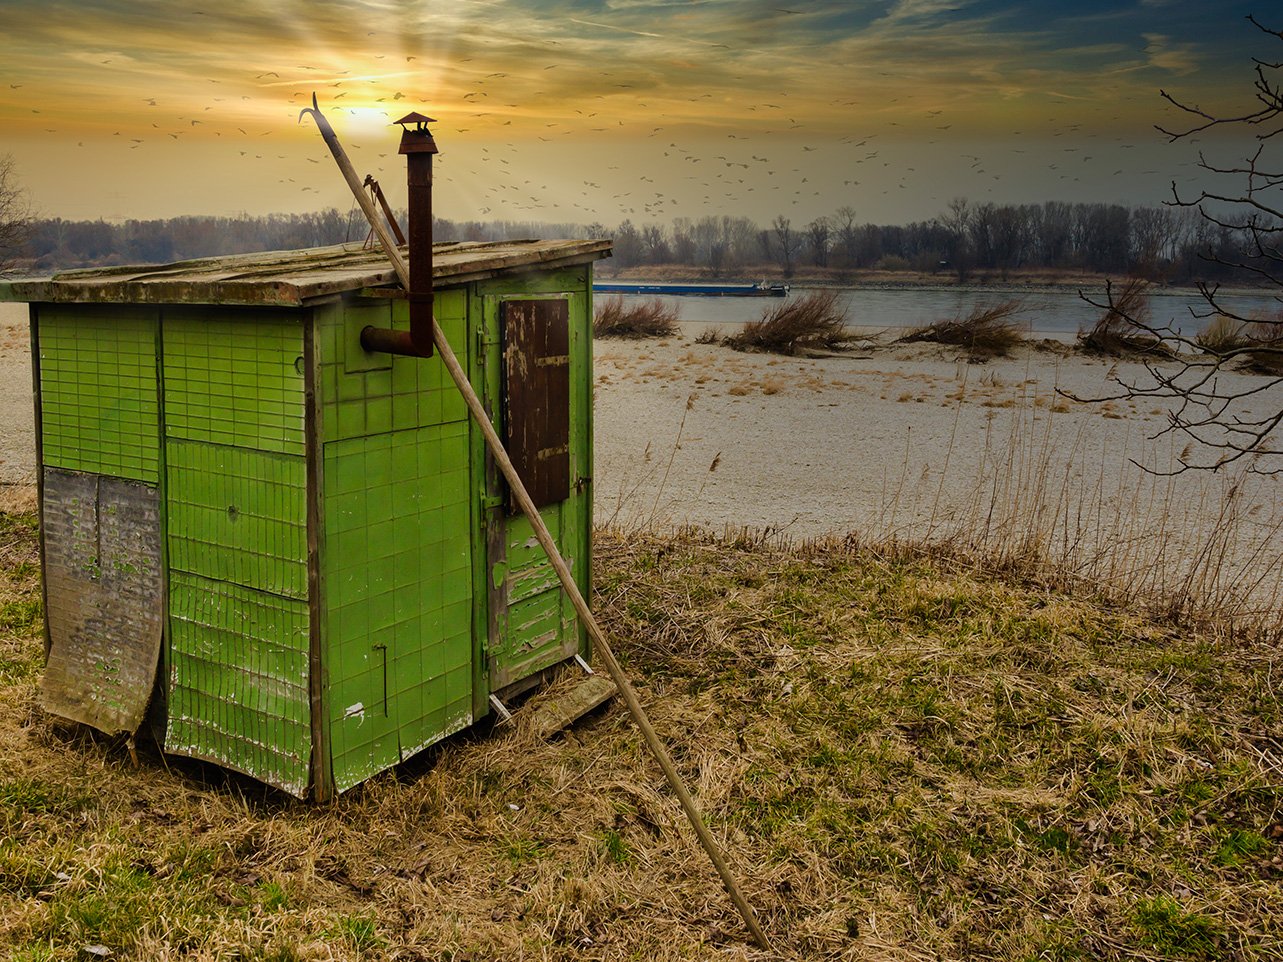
[593, 323, 1282, 620]
[2, 301, 1279, 620]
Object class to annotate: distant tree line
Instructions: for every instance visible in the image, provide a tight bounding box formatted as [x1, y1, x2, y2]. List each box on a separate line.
[10, 198, 1269, 286]
[14, 208, 599, 272]
[607, 201, 1265, 284]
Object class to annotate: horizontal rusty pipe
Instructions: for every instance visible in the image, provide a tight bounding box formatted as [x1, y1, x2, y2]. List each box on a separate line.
[359, 325, 427, 357]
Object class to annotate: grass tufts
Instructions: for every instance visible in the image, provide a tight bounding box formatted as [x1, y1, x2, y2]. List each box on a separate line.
[1241, 315, 1283, 375]
[1191, 310, 1282, 374]
[724, 290, 852, 355]
[592, 295, 680, 339]
[898, 298, 1030, 359]
[1195, 313, 1249, 355]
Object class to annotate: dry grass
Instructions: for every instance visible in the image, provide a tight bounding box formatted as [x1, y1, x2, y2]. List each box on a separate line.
[1194, 311, 1283, 374]
[1077, 278, 1168, 356]
[3, 494, 1283, 960]
[898, 298, 1030, 359]
[1241, 316, 1283, 375]
[724, 291, 852, 356]
[1195, 314, 1250, 355]
[592, 296, 681, 339]
[871, 370, 1283, 635]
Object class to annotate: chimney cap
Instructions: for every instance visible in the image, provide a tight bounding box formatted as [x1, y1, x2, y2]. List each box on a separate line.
[394, 111, 436, 128]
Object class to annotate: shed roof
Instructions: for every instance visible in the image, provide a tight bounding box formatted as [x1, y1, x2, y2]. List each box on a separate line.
[0, 238, 613, 308]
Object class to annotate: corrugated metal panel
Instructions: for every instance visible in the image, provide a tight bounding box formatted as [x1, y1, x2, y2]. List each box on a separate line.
[40, 469, 164, 734]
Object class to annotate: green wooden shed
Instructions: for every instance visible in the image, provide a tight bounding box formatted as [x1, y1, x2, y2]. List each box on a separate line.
[0, 237, 611, 799]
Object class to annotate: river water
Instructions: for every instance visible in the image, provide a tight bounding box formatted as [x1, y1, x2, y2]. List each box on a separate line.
[604, 285, 1281, 339]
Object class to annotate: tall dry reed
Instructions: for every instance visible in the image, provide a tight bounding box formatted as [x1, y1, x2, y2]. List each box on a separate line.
[1077, 277, 1167, 355]
[869, 364, 1283, 635]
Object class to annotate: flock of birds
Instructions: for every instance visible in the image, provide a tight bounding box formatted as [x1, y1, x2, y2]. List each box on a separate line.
[1, 49, 1188, 225]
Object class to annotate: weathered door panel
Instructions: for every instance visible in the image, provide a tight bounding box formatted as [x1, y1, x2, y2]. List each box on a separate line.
[502, 299, 571, 509]
[484, 295, 584, 691]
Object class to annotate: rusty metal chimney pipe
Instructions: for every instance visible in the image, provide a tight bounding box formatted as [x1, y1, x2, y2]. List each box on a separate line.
[396, 112, 438, 356]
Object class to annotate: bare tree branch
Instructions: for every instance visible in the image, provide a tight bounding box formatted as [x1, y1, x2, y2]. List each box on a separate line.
[0, 154, 34, 275]
[1076, 18, 1283, 474]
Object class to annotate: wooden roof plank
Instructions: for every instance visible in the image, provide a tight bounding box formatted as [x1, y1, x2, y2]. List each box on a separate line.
[0, 239, 612, 306]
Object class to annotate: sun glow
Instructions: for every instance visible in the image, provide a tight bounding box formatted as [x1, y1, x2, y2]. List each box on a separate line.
[331, 104, 402, 141]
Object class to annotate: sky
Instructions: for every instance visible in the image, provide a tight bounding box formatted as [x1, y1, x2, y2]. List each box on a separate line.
[0, 0, 1270, 230]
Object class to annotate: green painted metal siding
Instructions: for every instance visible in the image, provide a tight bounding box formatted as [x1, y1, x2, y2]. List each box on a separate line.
[163, 315, 305, 454]
[316, 289, 475, 793]
[161, 309, 311, 794]
[165, 443, 307, 598]
[37, 306, 160, 483]
[166, 572, 311, 796]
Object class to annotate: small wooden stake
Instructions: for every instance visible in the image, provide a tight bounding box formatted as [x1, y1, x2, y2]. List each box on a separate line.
[303, 99, 773, 951]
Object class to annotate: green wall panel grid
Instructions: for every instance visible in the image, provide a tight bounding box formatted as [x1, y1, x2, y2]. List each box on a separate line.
[37, 307, 160, 483]
[166, 440, 308, 599]
[322, 424, 474, 793]
[163, 311, 305, 455]
[316, 288, 468, 445]
[166, 571, 311, 796]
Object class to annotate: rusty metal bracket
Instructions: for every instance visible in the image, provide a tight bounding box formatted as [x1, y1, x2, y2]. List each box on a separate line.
[362, 175, 405, 247]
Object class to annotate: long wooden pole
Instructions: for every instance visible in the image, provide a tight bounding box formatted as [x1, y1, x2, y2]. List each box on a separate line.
[302, 101, 772, 951]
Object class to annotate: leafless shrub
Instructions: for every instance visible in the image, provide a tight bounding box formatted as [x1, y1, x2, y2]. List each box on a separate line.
[724, 290, 850, 356]
[593, 295, 680, 339]
[693, 326, 723, 345]
[1077, 278, 1168, 356]
[898, 298, 1030, 359]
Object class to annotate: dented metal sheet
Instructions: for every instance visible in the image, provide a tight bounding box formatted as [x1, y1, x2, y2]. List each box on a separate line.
[503, 298, 571, 509]
[40, 469, 163, 735]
